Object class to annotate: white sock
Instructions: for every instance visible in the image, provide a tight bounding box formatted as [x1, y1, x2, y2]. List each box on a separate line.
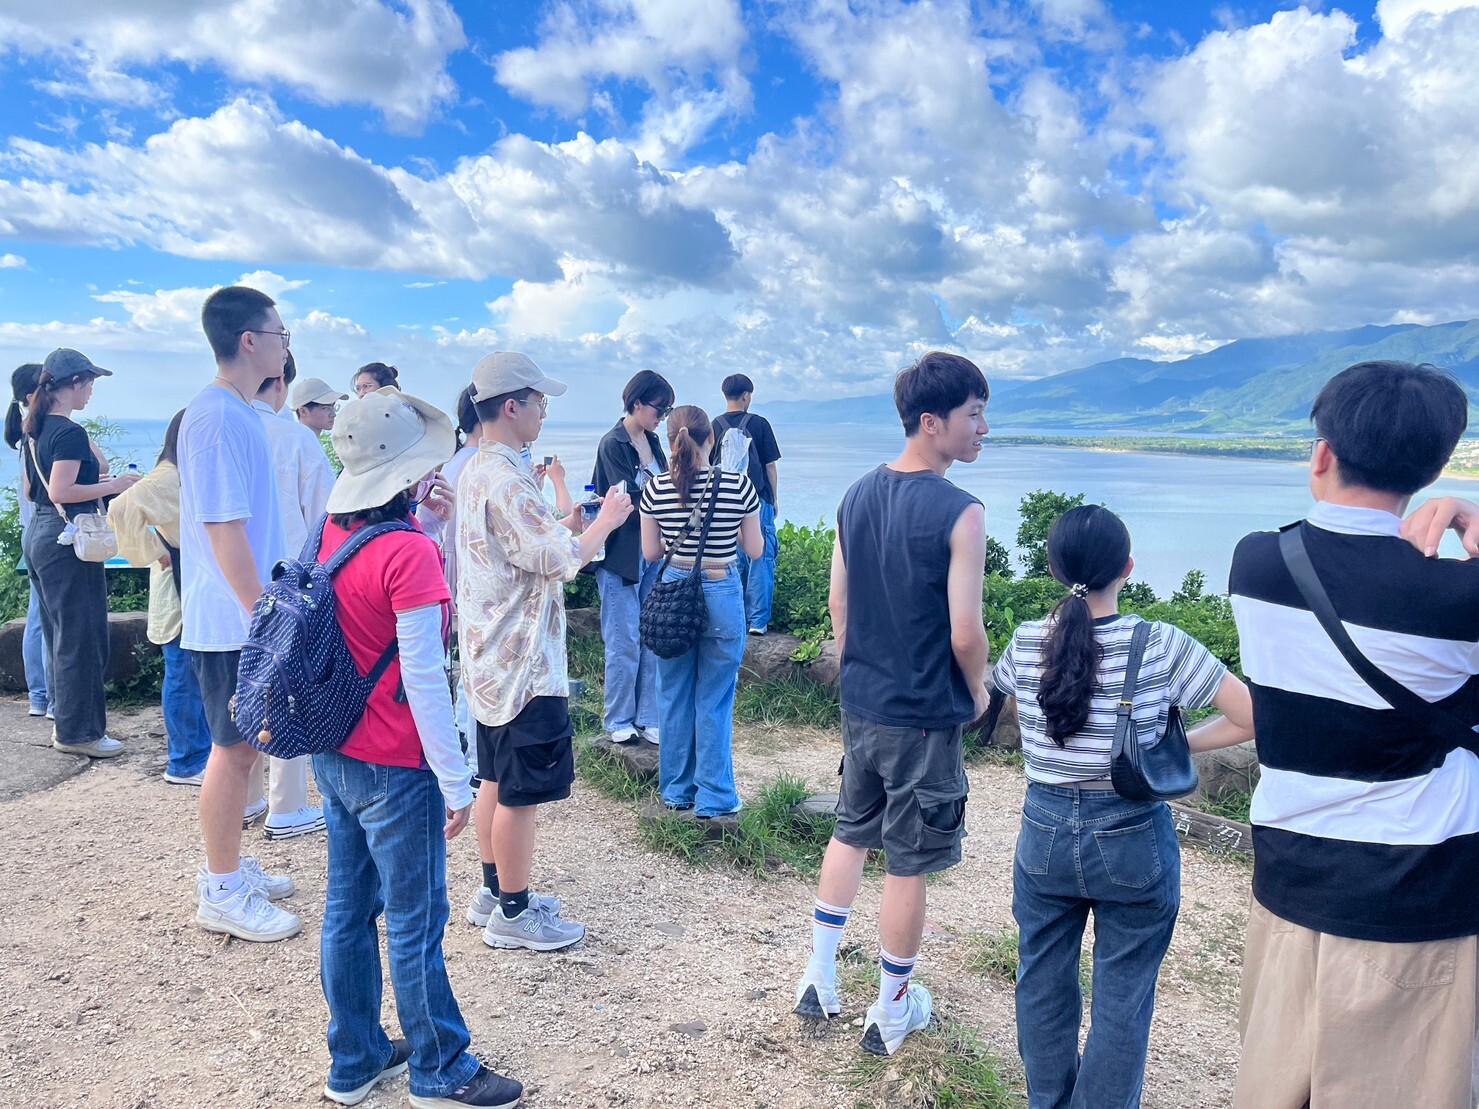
[807, 898, 851, 975]
[205, 869, 245, 901]
[878, 948, 917, 1018]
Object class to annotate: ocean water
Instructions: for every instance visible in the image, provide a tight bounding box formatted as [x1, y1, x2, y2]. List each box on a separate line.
[10, 416, 1479, 595]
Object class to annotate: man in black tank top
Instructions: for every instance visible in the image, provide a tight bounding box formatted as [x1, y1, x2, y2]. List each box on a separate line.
[793, 352, 993, 1058]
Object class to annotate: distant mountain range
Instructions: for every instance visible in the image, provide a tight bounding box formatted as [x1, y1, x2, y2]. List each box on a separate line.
[768, 320, 1479, 432]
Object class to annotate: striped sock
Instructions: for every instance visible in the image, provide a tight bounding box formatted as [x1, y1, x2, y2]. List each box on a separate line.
[878, 948, 917, 1018]
[807, 898, 851, 974]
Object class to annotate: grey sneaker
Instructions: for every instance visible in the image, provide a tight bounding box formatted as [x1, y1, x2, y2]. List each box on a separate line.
[324, 1038, 412, 1105]
[195, 857, 294, 902]
[407, 1064, 523, 1108]
[52, 735, 123, 758]
[195, 884, 301, 942]
[481, 902, 585, 952]
[860, 982, 933, 1056]
[465, 885, 562, 927]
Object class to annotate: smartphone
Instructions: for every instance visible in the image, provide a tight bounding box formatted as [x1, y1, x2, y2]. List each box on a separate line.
[543, 455, 554, 467]
[612, 480, 627, 496]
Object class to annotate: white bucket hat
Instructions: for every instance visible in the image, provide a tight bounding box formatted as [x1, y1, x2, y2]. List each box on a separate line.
[326, 386, 455, 514]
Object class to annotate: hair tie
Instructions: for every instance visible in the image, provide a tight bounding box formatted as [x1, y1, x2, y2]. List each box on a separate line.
[1070, 583, 1089, 599]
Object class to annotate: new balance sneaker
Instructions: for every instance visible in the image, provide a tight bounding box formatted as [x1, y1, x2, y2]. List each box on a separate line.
[195, 884, 302, 943]
[407, 1064, 523, 1108]
[52, 735, 123, 758]
[859, 983, 933, 1056]
[465, 885, 562, 927]
[793, 964, 842, 1020]
[263, 805, 326, 840]
[242, 798, 268, 828]
[195, 857, 295, 902]
[163, 771, 205, 786]
[637, 725, 660, 745]
[481, 902, 585, 952]
[324, 1038, 412, 1105]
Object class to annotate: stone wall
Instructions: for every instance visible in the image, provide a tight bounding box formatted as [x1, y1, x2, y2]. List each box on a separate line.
[0, 612, 158, 693]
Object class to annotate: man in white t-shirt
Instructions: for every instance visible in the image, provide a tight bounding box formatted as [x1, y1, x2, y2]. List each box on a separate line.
[181, 284, 299, 943]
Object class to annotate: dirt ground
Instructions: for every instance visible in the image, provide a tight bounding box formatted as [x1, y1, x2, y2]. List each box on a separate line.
[0, 698, 1251, 1108]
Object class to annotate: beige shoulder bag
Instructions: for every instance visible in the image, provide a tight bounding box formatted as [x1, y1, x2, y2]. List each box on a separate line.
[26, 436, 118, 563]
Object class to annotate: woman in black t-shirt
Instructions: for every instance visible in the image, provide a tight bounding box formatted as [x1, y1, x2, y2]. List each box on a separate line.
[22, 348, 140, 759]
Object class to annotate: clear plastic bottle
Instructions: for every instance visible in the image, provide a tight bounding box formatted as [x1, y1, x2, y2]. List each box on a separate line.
[580, 485, 604, 561]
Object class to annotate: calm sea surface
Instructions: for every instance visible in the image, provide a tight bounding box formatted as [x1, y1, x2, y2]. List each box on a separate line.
[10, 417, 1478, 595]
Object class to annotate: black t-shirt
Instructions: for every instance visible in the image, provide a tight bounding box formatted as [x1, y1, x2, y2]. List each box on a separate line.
[25, 415, 99, 510]
[710, 411, 781, 504]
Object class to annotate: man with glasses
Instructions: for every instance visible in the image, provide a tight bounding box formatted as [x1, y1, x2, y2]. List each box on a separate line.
[292, 376, 348, 436]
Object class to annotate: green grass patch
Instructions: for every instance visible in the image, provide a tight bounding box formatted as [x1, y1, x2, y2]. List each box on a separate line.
[1190, 787, 1253, 825]
[573, 742, 655, 804]
[962, 730, 1025, 768]
[845, 1016, 1024, 1108]
[712, 774, 836, 879]
[963, 928, 1091, 994]
[733, 674, 839, 730]
[637, 809, 709, 865]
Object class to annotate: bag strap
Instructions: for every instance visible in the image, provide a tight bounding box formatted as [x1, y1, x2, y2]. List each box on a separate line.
[1116, 620, 1152, 724]
[25, 436, 71, 523]
[162, 538, 182, 597]
[320, 517, 416, 576]
[655, 469, 720, 575]
[1278, 522, 1479, 757]
[687, 468, 725, 565]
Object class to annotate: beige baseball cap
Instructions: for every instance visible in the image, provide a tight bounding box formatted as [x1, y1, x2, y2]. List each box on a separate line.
[470, 351, 567, 403]
[292, 377, 348, 409]
[325, 387, 455, 514]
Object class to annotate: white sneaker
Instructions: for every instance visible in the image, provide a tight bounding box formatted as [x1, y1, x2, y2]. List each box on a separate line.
[163, 771, 205, 786]
[794, 964, 842, 1019]
[27, 704, 46, 718]
[196, 884, 301, 942]
[52, 735, 123, 758]
[638, 725, 660, 745]
[604, 730, 640, 745]
[242, 798, 268, 828]
[264, 805, 326, 840]
[465, 885, 563, 926]
[195, 858, 295, 902]
[860, 983, 933, 1056]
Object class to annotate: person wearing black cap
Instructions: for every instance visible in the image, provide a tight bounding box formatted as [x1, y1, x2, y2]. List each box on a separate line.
[21, 348, 141, 758]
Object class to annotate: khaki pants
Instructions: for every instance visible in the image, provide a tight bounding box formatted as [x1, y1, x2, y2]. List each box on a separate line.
[243, 754, 310, 815]
[1236, 897, 1479, 1109]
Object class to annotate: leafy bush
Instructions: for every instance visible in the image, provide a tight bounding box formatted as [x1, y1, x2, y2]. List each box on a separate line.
[1016, 489, 1086, 577]
[770, 520, 834, 642]
[564, 573, 600, 609]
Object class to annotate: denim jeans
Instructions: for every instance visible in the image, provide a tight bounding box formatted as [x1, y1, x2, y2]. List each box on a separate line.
[736, 499, 778, 632]
[161, 639, 212, 778]
[656, 564, 746, 816]
[597, 561, 660, 735]
[313, 749, 481, 1099]
[22, 584, 49, 713]
[1013, 783, 1181, 1109]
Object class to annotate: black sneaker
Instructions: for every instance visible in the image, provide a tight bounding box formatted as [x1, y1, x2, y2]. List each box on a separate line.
[408, 1065, 523, 1108]
[323, 1037, 413, 1105]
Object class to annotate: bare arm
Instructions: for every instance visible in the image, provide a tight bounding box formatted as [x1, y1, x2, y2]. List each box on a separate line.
[766, 461, 778, 507]
[202, 520, 264, 614]
[947, 503, 991, 718]
[738, 511, 763, 559]
[642, 513, 664, 563]
[1186, 673, 1256, 753]
[827, 536, 847, 654]
[45, 458, 138, 505]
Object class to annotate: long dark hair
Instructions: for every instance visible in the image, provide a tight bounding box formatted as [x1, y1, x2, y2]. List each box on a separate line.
[21, 369, 93, 440]
[1037, 505, 1132, 745]
[665, 405, 712, 505]
[158, 409, 187, 467]
[6, 363, 42, 449]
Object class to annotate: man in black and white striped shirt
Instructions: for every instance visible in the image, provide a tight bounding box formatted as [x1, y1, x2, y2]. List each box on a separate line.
[1229, 360, 1479, 1109]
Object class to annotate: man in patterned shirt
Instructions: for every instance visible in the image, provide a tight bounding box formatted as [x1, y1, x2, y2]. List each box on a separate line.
[456, 352, 632, 952]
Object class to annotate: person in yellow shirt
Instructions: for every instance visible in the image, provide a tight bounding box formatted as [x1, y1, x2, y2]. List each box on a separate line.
[110, 410, 212, 786]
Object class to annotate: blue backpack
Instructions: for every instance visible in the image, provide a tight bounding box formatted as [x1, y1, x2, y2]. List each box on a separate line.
[233, 516, 415, 759]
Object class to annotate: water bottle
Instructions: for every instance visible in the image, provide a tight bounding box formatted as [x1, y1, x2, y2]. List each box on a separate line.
[580, 485, 604, 561]
[126, 462, 141, 477]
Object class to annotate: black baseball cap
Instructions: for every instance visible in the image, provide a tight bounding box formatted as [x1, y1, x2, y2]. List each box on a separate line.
[42, 348, 112, 380]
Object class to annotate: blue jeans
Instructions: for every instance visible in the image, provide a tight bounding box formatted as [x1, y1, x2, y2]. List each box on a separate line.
[22, 584, 49, 713]
[161, 639, 212, 778]
[656, 564, 746, 816]
[736, 499, 778, 632]
[597, 562, 660, 735]
[1013, 784, 1181, 1109]
[313, 749, 481, 1099]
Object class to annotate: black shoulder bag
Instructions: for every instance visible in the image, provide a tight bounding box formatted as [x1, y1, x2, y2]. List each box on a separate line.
[640, 471, 723, 660]
[1279, 523, 1479, 757]
[1110, 621, 1200, 802]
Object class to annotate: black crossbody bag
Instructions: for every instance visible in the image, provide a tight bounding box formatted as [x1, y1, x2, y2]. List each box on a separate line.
[640, 471, 722, 660]
[1110, 621, 1201, 802]
[1279, 523, 1479, 757]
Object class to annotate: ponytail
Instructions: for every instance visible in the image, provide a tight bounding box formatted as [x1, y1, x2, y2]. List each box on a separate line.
[665, 405, 711, 505]
[6, 362, 43, 449]
[1036, 505, 1132, 745]
[4, 401, 23, 450]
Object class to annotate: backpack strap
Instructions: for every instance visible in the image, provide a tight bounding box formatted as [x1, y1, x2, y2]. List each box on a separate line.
[300, 514, 329, 562]
[322, 518, 417, 576]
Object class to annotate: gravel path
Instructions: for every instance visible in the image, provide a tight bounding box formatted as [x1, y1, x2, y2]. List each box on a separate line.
[0, 702, 1250, 1108]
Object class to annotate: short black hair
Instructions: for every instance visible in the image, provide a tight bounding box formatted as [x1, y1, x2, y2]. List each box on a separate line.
[1312, 360, 1468, 495]
[622, 370, 674, 414]
[721, 374, 754, 400]
[257, 350, 298, 397]
[894, 351, 989, 436]
[473, 386, 534, 424]
[202, 286, 275, 363]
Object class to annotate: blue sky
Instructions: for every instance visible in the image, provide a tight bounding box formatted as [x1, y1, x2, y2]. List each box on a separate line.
[0, 0, 1473, 420]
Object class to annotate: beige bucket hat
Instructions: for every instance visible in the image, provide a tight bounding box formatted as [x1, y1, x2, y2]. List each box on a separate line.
[325, 386, 455, 514]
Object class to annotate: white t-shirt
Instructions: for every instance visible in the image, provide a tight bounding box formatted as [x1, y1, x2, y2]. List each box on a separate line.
[178, 384, 287, 652]
[252, 399, 336, 557]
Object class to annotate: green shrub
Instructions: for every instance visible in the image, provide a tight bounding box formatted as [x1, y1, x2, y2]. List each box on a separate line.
[771, 520, 833, 641]
[565, 573, 600, 609]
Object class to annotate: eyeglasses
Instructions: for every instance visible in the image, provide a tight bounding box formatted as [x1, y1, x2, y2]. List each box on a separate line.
[238, 328, 292, 347]
[1310, 436, 1327, 452]
[646, 401, 674, 418]
[518, 395, 549, 413]
[304, 401, 339, 413]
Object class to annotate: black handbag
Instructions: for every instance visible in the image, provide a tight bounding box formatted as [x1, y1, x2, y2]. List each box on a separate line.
[1109, 621, 1200, 802]
[1278, 523, 1479, 757]
[639, 471, 722, 660]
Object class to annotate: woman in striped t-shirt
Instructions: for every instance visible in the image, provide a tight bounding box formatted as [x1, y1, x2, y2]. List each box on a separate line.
[993, 505, 1253, 1108]
[640, 406, 762, 817]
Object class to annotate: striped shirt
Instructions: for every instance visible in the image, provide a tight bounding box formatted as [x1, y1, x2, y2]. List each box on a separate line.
[639, 469, 759, 562]
[993, 614, 1226, 786]
[1230, 500, 1479, 943]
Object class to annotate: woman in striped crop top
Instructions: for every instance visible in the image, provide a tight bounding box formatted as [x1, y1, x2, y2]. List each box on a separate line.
[639, 406, 762, 817]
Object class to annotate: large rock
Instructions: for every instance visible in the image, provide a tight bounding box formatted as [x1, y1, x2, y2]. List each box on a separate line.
[0, 611, 158, 693]
[585, 733, 659, 780]
[639, 798, 740, 841]
[1190, 740, 1260, 804]
[567, 607, 601, 640]
[808, 640, 840, 694]
[739, 631, 807, 685]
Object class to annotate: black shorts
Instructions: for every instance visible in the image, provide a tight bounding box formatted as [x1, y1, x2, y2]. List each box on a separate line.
[475, 696, 575, 807]
[192, 649, 248, 748]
